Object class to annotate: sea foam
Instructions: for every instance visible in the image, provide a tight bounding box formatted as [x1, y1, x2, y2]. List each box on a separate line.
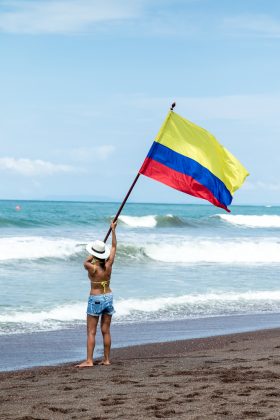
[217, 214, 280, 228]
[1, 236, 280, 264]
[143, 238, 280, 263]
[119, 215, 158, 228]
[118, 214, 184, 228]
[2, 291, 280, 334]
[0, 237, 82, 261]
[0, 302, 85, 324]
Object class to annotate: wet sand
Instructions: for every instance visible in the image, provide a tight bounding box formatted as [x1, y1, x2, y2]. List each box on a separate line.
[3, 312, 280, 372]
[1, 328, 280, 419]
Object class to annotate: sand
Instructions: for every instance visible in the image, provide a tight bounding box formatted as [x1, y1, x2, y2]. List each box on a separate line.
[1, 328, 280, 419]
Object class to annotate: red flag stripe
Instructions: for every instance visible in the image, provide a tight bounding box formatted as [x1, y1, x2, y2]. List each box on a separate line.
[140, 157, 230, 212]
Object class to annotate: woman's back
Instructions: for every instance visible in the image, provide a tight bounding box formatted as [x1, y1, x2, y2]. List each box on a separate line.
[87, 259, 113, 295]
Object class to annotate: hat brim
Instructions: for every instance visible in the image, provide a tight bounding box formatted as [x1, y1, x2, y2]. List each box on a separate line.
[86, 242, 110, 260]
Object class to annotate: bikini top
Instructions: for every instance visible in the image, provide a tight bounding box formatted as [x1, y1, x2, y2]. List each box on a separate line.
[90, 263, 110, 292]
[90, 279, 110, 293]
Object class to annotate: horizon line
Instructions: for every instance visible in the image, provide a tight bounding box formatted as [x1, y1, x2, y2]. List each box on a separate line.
[0, 198, 277, 207]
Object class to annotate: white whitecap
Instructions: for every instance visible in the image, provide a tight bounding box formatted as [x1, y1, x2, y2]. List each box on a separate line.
[118, 215, 157, 228]
[217, 214, 280, 228]
[0, 302, 85, 324]
[114, 291, 280, 317]
[2, 291, 280, 328]
[0, 236, 82, 261]
[143, 238, 280, 263]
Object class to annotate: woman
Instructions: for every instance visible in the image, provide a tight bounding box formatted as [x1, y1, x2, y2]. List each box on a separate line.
[77, 221, 117, 368]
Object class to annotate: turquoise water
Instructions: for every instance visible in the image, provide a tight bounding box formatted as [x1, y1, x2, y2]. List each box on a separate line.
[1, 200, 280, 334]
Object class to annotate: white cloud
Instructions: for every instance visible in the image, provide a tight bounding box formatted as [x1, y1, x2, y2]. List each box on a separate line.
[0, 157, 74, 176]
[224, 15, 280, 38]
[1, 2, 279, 40]
[0, 0, 141, 34]
[68, 145, 116, 161]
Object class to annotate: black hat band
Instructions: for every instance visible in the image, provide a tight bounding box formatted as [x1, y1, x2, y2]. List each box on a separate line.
[91, 247, 105, 254]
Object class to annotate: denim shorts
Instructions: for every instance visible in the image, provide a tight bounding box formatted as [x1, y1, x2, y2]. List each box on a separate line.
[87, 293, 115, 317]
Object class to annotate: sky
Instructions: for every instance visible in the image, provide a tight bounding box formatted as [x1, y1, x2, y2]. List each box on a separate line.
[0, 0, 280, 205]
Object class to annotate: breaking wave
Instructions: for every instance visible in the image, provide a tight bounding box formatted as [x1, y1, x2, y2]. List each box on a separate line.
[118, 214, 186, 228]
[0, 237, 83, 261]
[114, 291, 280, 320]
[2, 291, 280, 334]
[0, 213, 186, 229]
[216, 214, 280, 228]
[142, 239, 280, 263]
[118, 239, 280, 264]
[6, 211, 279, 231]
[1, 236, 280, 264]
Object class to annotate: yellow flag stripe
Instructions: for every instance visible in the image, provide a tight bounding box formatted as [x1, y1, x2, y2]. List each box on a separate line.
[155, 111, 249, 194]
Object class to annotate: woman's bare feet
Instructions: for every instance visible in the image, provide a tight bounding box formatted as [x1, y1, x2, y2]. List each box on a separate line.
[98, 359, 111, 366]
[75, 360, 94, 368]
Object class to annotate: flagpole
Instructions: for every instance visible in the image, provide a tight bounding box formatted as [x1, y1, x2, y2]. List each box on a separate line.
[103, 102, 176, 243]
[170, 102, 176, 111]
[103, 173, 140, 243]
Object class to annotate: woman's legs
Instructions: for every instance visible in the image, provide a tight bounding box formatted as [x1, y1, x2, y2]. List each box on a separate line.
[100, 313, 112, 365]
[87, 314, 99, 361]
[76, 315, 99, 367]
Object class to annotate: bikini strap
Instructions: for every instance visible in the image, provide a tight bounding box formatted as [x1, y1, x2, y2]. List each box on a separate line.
[91, 279, 109, 293]
[101, 281, 108, 293]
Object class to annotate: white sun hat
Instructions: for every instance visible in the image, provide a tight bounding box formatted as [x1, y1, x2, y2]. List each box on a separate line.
[86, 240, 110, 260]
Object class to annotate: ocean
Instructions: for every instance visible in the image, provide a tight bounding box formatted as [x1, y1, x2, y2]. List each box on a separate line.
[0, 201, 280, 334]
[1, 200, 280, 340]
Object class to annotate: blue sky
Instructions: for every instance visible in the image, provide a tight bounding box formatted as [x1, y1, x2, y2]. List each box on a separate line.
[0, 0, 280, 205]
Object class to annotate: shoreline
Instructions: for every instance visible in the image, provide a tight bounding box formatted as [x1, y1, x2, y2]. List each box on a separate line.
[2, 312, 280, 372]
[1, 326, 280, 374]
[2, 328, 280, 419]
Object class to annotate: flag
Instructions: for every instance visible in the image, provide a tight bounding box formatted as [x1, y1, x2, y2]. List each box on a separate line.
[139, 111, 249, 212]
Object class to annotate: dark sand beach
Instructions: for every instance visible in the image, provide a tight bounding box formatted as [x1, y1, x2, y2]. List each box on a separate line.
[1, 328, 280, 419]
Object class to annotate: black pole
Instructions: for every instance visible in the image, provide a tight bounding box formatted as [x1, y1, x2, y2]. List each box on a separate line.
[103, 173, 140, 243]
[103, 101, 175, 243]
